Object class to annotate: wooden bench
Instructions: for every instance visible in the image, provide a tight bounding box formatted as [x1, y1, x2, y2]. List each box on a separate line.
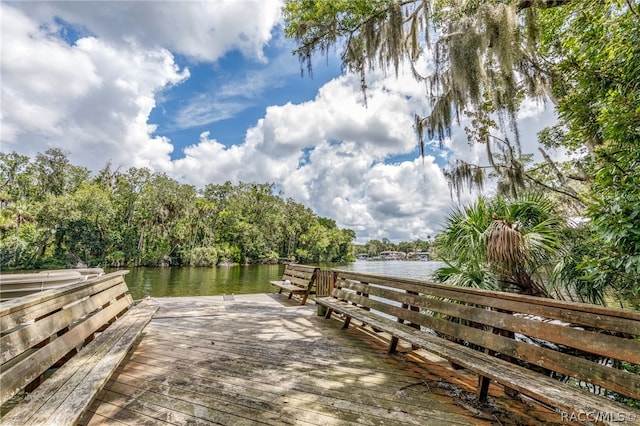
[270, 264, 319, 305]
[317, 269, 640, 425]
[0, 270, 158, 425]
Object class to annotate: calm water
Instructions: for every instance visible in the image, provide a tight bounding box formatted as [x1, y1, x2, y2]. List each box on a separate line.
[116, 260, 445, 300]
[341, 260, 444, 281]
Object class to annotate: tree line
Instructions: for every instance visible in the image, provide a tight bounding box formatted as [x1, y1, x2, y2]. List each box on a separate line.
[0, 149, 356, 269]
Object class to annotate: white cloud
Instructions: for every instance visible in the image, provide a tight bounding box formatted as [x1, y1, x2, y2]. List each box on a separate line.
[8, 0, 284, 63]
[0, 3, 189, 171]
[0, 5, 101, 142]
[172, 131, 245, 186]
[173, 96, 251, 129]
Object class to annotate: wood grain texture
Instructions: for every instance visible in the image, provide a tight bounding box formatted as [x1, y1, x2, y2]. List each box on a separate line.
[1, 271, 135, 411]
[2, 302, 157, 425]
[1, 272, 129, 332]
[318, 269, 640, 426]
[79, 294, 568, 426]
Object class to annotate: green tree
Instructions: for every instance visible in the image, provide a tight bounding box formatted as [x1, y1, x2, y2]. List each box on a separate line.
[0, 151, 356, 268]
[0, 199, 35, 268]
[366, 239, 384, 257]
[538, 1, 640, 301]
[108, 167, 152, 265]
[133, 173, 196, 266]
[281, 198, 316, 260]
[30, 148, 89, 200]
[397, 241, 415, 254]
[0, 152, 31, 202]
[436, 193, 567, 297]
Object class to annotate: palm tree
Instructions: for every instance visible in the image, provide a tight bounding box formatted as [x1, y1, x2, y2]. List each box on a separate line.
[434, 197, 496, 290]
[485, 194, 566, 296]
[0, 200, 32, 236]
[435, 193, 567, 297]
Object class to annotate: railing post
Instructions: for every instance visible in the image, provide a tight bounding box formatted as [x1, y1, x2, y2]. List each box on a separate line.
[316, 269, 336, 316]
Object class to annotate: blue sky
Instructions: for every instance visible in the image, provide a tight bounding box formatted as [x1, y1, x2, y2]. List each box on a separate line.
[151, 45, 344, 156]
[0, 1, 557, 243]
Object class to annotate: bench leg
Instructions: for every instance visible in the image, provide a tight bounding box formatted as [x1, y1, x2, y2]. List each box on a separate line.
[342, 316, 352, 329]
[300, 293, 308, 305]
[476, 375, 491, 401]
[388, 336, 399, 354]
[324, 308, 333, 319]
[278, 288, 283, 294]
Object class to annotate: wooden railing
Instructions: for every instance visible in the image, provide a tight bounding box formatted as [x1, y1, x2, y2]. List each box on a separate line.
[317, 269, 640, 421]
[315, 269, 335, 297]
[1, 271, 158, 424]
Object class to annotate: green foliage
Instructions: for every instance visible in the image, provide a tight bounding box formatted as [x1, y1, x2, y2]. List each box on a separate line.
[435, 193, 569, 297]
[0, 234, 28, 268]
[0, 150, 356, 268]
[537, 0, 640, 300]
[580, 143, 640, 301]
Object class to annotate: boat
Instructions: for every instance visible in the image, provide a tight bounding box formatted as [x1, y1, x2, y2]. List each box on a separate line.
[0, 268, 104, 301]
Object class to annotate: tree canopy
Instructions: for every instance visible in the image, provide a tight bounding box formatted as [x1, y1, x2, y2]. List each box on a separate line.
[284, 0, 562, 144]
[0, 149, 356, 269]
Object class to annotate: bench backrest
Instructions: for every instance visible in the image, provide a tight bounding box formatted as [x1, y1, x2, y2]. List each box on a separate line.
[331, 269, 640, 401]
[0, 271, 133, 405]
[282, 264, 319, 291]
[0, 271, 84, 301]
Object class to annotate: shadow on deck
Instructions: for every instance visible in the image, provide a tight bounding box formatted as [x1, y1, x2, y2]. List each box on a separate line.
[80, 294, 564, 425]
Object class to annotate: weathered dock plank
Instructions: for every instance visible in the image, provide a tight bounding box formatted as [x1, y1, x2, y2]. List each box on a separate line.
[79, 294, 564, 425]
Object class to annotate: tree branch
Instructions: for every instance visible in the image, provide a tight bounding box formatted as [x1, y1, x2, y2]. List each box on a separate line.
[524, 172, 584, 204]
[538, 147, 579, 197]
[625, 0, 640, 18]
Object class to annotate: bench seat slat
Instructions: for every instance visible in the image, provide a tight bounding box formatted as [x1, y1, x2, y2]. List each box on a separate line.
[1, 273, 129, 332]
[269, 282, 309, 293]
[317, 297, 639, 424]
[0, 282, 130, 364]
[1, 302, 158, 426]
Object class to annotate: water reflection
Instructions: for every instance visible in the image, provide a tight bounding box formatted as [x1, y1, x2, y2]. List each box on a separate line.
[115, 264, 285, 300]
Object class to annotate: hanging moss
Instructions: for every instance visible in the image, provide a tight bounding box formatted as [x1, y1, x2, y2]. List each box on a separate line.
[284, 0, 571, 197]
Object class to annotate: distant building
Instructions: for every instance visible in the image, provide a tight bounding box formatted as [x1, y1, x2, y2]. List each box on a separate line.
[379, 251, 406, 260]
[406, 251, 430, 261]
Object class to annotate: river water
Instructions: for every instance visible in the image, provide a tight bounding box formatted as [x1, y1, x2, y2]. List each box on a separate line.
[118, 260, 445, 300]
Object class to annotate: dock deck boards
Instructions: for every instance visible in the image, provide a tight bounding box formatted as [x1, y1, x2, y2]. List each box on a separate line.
[79, 294, 563, 425]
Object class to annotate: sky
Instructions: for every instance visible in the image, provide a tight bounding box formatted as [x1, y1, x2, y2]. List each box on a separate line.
[0, 1, 559, 244]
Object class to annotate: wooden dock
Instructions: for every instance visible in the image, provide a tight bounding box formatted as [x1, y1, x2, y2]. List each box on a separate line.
[78, 294, 563, 425]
